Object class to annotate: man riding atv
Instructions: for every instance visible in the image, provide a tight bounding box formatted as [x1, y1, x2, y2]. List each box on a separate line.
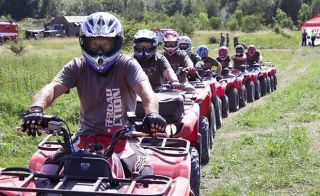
[160, 30, 197, 83]
[216, 46, 233, 77]
[132, 29, 182, 90]
[178, 35, 202, 66]
[231, 44, 247, 70]
[195, 45, 222, 79]
[246, 44, 263, 66]
[21, 12, 166, 177]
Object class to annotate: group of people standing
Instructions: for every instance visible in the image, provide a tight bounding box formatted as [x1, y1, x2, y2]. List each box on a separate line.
[219, 32, 239, 48]
[301, 29, 318, 47]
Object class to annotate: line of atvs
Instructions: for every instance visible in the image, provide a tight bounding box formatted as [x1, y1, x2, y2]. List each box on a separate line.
[0, 63, 277, 196]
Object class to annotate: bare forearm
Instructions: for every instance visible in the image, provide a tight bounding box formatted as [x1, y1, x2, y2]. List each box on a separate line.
[163, 69, 178, 82]
[31, 82, 69, 109]
[134, 81, 159, 114]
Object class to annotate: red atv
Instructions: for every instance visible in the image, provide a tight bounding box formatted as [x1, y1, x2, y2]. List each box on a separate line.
[0, 115, 199, 196]
[136, 88, 211, 167]
[197, 68, 229, 129]
[246, 63, 277, 96]
[219, 70, 247, 112]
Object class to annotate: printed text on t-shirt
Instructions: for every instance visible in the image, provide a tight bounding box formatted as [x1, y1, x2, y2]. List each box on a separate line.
[105, 88, 123, 127]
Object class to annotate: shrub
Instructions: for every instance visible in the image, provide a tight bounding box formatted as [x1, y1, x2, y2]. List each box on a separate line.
[208, 36, 218, 44]
[226, 16, 238, 31]
[242, 15, 261, 33]
[9, 39, 25, 55]
[273, 24, 281, 34]
[209, 16, 222, 30]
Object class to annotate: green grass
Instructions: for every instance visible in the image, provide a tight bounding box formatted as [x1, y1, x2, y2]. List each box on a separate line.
[1, 31, 320, 195]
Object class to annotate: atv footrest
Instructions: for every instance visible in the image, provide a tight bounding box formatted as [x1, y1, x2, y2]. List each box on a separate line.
[0, 167, 173, 195]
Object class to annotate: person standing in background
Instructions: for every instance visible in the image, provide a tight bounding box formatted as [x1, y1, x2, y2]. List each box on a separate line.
[233, 32, 239, 48]
[311, 30, 317, 47]
[301, 29, 307, 46]
[219, 33, 225, 47]
[226, 33, 230, 47]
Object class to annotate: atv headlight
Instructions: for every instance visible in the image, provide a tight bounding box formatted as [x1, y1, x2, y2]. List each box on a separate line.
[165, 124, 177, 136]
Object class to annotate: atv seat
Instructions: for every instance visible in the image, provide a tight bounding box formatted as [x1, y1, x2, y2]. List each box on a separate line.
[63, 153, 112, 178]
[136, 92, 184, 122]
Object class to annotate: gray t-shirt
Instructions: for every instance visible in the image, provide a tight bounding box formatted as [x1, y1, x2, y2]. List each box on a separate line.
[161, 50, 194, 72]
[53, 54, 148, 135]
[134, 53, 171, 89]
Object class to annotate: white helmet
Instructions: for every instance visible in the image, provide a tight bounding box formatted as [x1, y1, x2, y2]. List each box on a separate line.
[178, 36, 192, 54]
[79, 12, 124, 73]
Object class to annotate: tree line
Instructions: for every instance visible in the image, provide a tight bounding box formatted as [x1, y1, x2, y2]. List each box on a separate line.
[1, 0, 320, 34]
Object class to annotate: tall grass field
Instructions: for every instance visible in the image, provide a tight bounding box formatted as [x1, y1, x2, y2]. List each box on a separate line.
[1, 30, 320, 195]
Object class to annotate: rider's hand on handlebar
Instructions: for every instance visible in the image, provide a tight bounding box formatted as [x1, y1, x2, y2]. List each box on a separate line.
[186, 66, 197, 74]
[216, 74, 223, 81]
[21, 106, 44, 137]
[142, 112, 167, 137]
[171, 80, 183, 90]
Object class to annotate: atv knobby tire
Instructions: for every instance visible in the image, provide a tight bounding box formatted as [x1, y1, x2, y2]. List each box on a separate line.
[213, 96, 222, 129]
[239, 85, 247, 108]
[270, 76, 275, 92]
[208, 103, 216, 147]
[274, 75, 277, 90]
[227, 88, 239, 112]
[221, 94, 229, 118]
[255, 79, 261, 100]
[190, 147, 200, 196]
[266, 77, 271, 93]
[246, 81, 255, 102]
[260, 77, 267, 96]
[199, 116, 210, 165]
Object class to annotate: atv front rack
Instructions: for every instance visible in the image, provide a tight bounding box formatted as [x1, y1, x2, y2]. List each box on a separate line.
[0, 167, 172, 195]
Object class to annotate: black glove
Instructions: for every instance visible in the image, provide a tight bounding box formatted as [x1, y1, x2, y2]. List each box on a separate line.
[21, 106, 44, 137]
[142, 112, 167, 136]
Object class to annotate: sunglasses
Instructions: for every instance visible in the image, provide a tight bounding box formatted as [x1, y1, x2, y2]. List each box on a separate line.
[87, 37, 114, 55]
[164, 41, 177, 48]
[179, 43, 189, 50]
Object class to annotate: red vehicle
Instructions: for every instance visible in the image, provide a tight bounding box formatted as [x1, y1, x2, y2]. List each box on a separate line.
[0, 21, 18, 42]
[0, 116, 196, 196]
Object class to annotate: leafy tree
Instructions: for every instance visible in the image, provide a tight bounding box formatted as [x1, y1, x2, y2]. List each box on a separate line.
[102, 0, 125, 15]
[39, 0, 65, 18]
[209, 16, 222, 30]
[171, 13, 195, 35]
[206, 0, 220, 17]
[238, 0, 276, 25]
[242, 15, 262, 32]
[0, 0, 41, 20]
[163, 0, 184, 16]
[183, 0, 192, 16]
[275, 9, 293, 29]
[278, 0, 302, 25]
[226, 16, 238, 31]
[298, 3, 311, 25]
[197, 12, 210, 30]
[234, 9, 243, 27]
[124, 0, 145, 21]
[310, 0, 320, 17]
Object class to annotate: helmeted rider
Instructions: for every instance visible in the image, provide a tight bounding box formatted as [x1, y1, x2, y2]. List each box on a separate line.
[246, 44, 262, 66]
[178, 35, 202, 66]
[132, 29, 182, 90]
[231, 44, 247, 70]
[195, 45, 222, 78]
[160, 30, 196, 83]
[21, 12, 166, 177]
[216, 46, 232, 76]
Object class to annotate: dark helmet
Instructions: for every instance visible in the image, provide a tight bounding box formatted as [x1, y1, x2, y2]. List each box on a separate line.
[235, 45, 245, 56]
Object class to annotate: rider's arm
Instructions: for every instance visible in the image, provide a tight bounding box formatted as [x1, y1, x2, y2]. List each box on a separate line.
[133, 80, 159, 114]
[30, 81, 69, 109]
[183, 54, 194, 68]
[163, 68, 178, 82]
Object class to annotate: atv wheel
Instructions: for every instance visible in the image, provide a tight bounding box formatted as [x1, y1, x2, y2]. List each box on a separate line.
[227, 88, 239, 112]
[190, 147, 200, 196]
[239, 85, 247, 108]
[255, 79, 261, 100]
[213, 96, 222, 129]
[199, 116, 210, 165]
[260, 77, 267, 96]
[266, 77, 271, 93]
[221, 94, 229, 118]
[246, 81, 255, 102]
[209, 103, 216, 146]
[274, 75, 277, 90]
[270, 76, 274, 92]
